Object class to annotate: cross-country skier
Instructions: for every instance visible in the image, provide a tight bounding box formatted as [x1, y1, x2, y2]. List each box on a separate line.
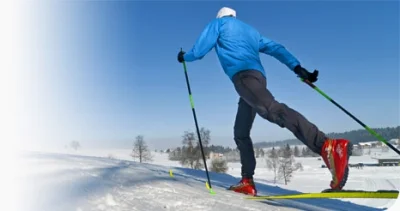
[177, 7, 352, 196]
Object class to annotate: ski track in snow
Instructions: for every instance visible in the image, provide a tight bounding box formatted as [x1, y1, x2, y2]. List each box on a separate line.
[18, 151, 397, 211]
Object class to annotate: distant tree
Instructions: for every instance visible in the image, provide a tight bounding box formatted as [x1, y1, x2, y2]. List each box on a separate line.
[260, 148, 265, 157]
[166, 148, 171, 153]
[70, 141, 81, 151]
[180, 131, 197, 168]
[207, 145, 235, 154]
[210, 158, 228, 173]
[179, 128, 212, 170]
[255, 148, 260, 158]
[199, 127, 211, 157]
[294, 162, 304, 171]
[131, 135, 153, 163]
[301, 147, 306, 157]
[278, 157, 293, 185]
[277, 144, 303, 185]
[266, 147, 279, 183]
[224, 150, 241, 162]
[302, 147, 319, 157]
[168, 147, 182, 161]
[294, 146, 300, 157]
[283, 144, 293, 159]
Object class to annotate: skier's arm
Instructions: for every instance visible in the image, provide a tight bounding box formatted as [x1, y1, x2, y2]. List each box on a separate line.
[259, 35, 300, 71]
[183, 19, 220, 62]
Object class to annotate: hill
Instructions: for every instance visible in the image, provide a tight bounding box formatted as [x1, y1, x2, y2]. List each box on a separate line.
[18, 151, 394, 211]
[253, 126, 400, 148]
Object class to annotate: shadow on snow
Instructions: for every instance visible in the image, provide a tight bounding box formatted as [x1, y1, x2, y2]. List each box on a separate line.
[171, 166, 388, 211]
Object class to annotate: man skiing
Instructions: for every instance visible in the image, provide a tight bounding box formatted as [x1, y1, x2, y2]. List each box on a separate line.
[177, 7, 352, 196]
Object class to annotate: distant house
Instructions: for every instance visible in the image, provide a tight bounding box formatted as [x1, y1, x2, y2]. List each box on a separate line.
[389, 138, 399, 145]
[357, 143, 372, 149]
[209, 151, 223, 159]
[224, 151, 241, 162]
[376, 158, 400, 166]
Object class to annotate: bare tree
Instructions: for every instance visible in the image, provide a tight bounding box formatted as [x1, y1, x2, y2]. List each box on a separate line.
[131, 135, 153, 163]
[199, 127, 210, 146]
[293, 162, 303, 171]
[278, 144, 302, 185]
[179, 128, 212, 170]
[199, 127, 211, 158]
[278, 156, 295, 185]
[168, 147, 182, 161]
[210, 158, 228, 173]
[266, 147, 279, 183]
[180, 131, 197, 168]
[70, 141, 81, 151]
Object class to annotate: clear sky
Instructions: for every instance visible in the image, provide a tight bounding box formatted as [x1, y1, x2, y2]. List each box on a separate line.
[18, 1, 399, 150]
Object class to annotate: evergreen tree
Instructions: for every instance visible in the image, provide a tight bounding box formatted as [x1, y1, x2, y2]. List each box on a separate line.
[301, 147, 307, 157]
[294, 146, 300, 157]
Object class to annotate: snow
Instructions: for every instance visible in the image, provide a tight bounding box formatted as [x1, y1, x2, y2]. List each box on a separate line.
[16, 147, 400, 211]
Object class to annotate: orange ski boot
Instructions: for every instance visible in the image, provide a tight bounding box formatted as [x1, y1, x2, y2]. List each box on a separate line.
[228, 177, 257, 196]
[321, 138, 353, 190]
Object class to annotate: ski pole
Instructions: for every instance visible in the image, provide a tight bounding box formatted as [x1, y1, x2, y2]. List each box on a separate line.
[301, 77, 400, 156]
[180, 48, 215, 194]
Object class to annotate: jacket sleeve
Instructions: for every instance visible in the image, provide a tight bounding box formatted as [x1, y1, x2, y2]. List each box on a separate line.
[259, 35, 300, 70]
[183, 19, 220, 62]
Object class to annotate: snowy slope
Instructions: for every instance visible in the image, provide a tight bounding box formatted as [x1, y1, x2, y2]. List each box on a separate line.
[17, 151, 398, 211]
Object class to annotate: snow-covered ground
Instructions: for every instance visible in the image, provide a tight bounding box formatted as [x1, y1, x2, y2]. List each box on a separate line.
[16, 147, 400, 211]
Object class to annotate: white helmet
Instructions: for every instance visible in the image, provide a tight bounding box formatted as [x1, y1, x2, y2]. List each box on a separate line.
[216, 7, 236, 18]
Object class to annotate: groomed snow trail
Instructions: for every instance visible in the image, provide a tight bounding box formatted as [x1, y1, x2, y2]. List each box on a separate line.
[17, 152, 392, 211]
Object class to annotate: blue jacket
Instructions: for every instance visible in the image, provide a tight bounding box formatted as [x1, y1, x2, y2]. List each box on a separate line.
[183, 17, 300, 80]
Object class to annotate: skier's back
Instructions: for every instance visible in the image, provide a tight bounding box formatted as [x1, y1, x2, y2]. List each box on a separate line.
[177, 7, 352, 196]
[213, 17, 271, 80]
[181, 8, 300, 82]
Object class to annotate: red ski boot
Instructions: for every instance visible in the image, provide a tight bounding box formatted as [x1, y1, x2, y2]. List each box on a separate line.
[228, 177, 257, 196]
[321, 138, 353, 190]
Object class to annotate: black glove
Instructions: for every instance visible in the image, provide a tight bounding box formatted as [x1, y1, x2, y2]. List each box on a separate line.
[177, 51, 185, 63]
[294, 65, 319, 83]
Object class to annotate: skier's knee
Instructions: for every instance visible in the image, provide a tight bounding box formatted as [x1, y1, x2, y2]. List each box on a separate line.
[265, 101, 288, 128]
[233, 133, 251, 148]
[234, 129, 251, 143]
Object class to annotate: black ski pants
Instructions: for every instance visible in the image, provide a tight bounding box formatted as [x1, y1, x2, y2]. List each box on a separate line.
[232, 70, 327, 178]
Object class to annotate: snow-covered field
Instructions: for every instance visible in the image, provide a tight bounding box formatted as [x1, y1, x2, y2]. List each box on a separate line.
[16, 147, 400, 211]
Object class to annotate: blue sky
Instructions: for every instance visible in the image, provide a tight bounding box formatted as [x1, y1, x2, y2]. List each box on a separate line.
[21, 1, 399, 150]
